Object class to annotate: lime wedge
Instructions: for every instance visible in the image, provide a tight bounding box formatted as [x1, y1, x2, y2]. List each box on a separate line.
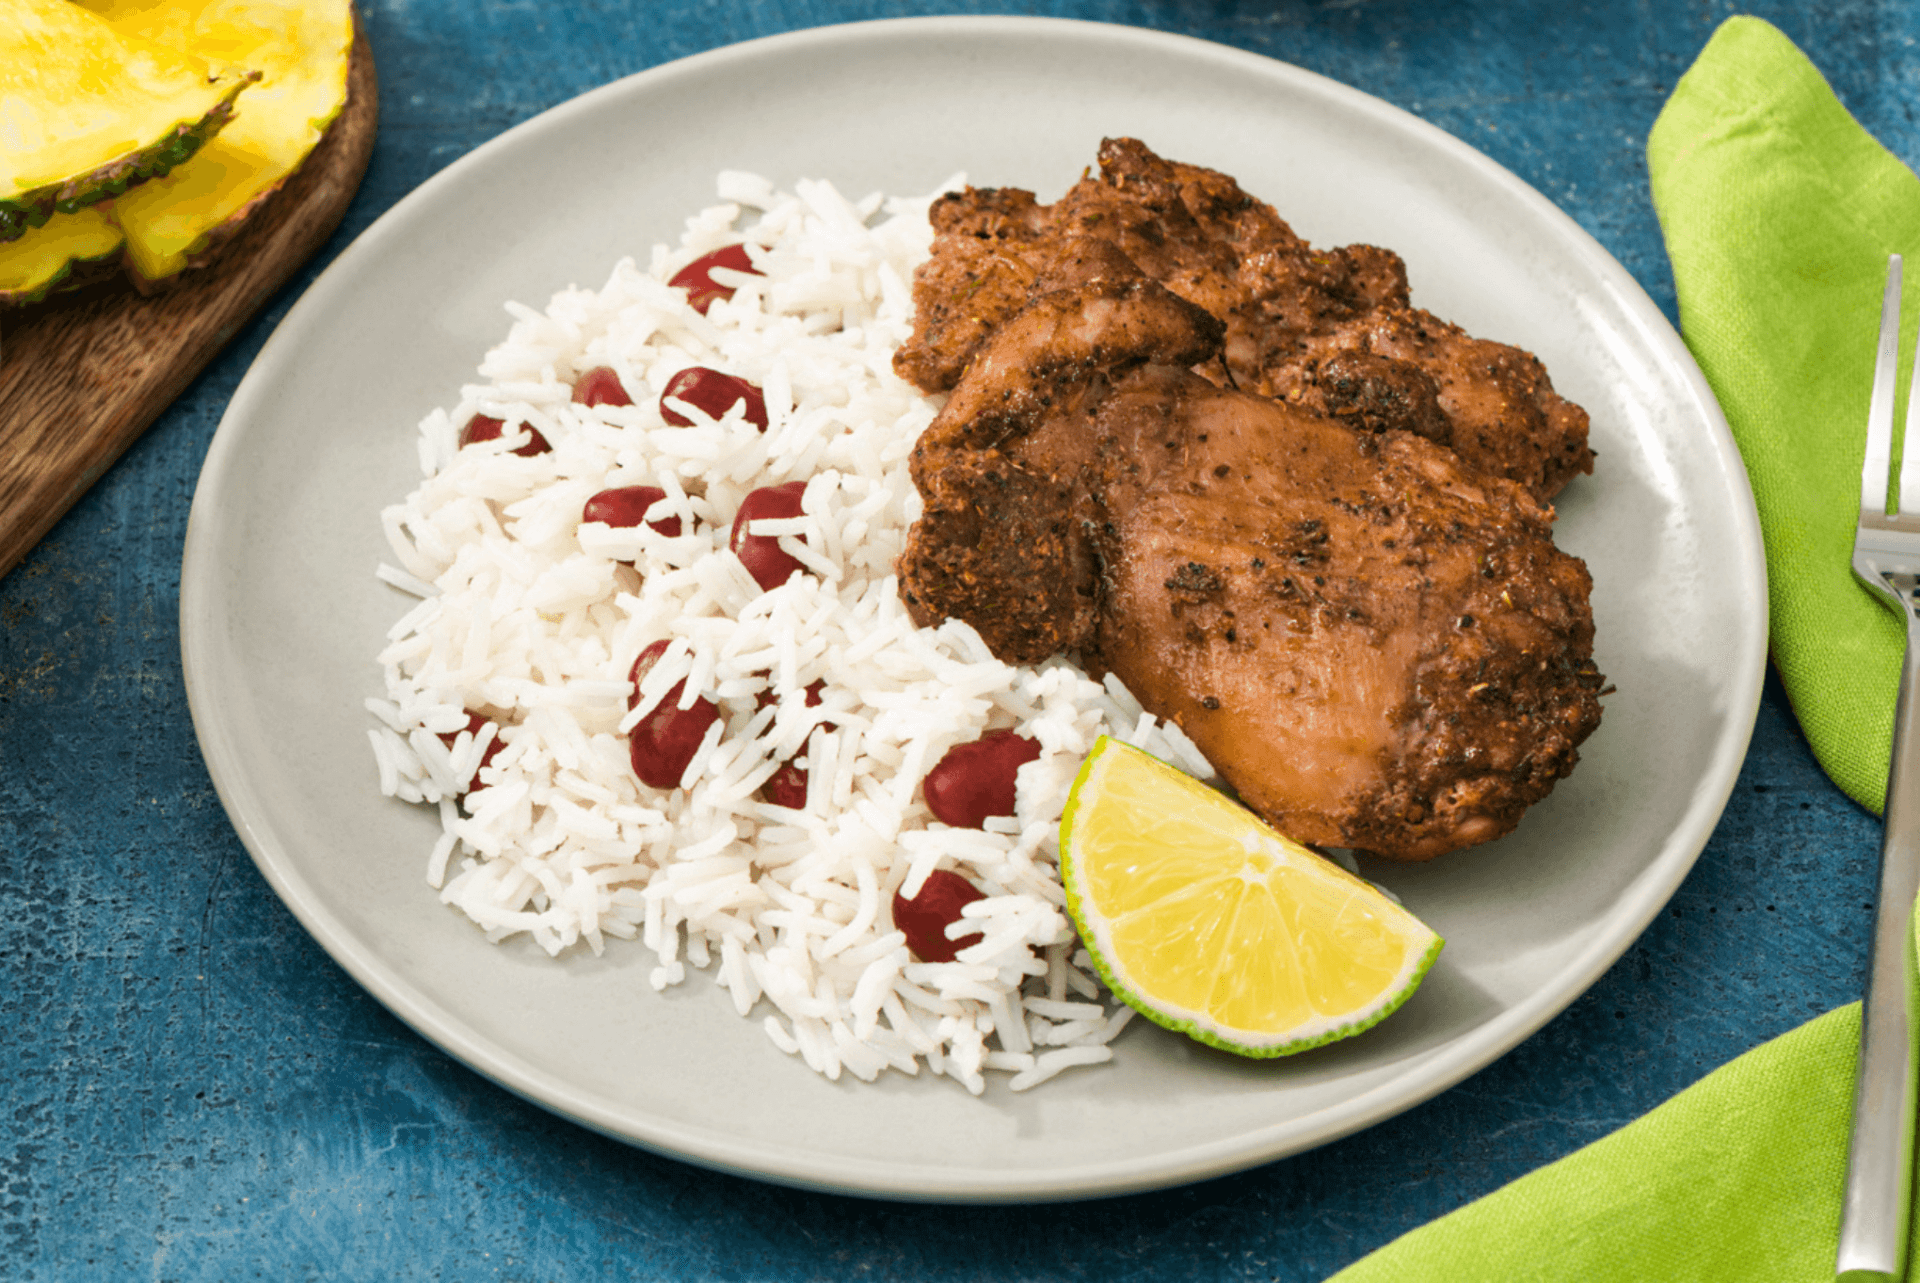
[1059, 736, 1442, 1057]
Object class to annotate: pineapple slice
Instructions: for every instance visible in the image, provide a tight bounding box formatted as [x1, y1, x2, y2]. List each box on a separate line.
[0, 0, 253, 242]
[80, 0, 356, 285]
[0, 205, 127, 306]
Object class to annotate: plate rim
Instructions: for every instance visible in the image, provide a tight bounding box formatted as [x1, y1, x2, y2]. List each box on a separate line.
[180, 13, 1767, 1203]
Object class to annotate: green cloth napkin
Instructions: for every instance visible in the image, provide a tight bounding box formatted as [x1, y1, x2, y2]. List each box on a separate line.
[1329, 1005, 1861, 1282]
[1649, 15, 1920, 815]
[1330, 18, 1920, 1281]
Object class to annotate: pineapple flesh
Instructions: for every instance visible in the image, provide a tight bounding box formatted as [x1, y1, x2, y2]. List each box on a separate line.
[0, 205, 125, 305]
[0, 204, 126, 306]
[81, 0, 357, 284]
[1, 0, 253, 242]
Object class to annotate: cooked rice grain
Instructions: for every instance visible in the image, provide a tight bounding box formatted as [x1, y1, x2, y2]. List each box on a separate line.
[371, 174, 1214, 1094]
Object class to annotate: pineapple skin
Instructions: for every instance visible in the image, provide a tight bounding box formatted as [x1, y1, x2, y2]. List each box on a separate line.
[0, 206, 127, 307]
[89, 0, 358, 287]
[1, 0, 357, 302]
[0, 0, 255, 243]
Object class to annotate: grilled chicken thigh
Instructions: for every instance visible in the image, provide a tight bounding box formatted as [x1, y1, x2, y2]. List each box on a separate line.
[899, 273, 1604, 860]
[895, 138, 1594, 504]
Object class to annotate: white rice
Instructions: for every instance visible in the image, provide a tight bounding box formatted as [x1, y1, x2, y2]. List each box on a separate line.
[369, 172, 1216, 1093]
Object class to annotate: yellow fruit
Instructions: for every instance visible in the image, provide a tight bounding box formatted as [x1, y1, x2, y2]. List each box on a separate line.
[0, 0, 253, 242]
[78, 0, 356, 284]
[1059, 736, 1442, 1057]
[0, 204, 126, 305]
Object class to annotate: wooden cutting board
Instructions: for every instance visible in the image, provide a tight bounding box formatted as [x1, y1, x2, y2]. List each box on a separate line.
[0, 21, 378, 581]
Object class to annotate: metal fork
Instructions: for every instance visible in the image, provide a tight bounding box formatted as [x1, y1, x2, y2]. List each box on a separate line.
[1841, 253, 1920, 1282]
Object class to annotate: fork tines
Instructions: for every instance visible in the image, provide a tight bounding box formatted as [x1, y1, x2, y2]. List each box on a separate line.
[1861, 254, 1920, 527]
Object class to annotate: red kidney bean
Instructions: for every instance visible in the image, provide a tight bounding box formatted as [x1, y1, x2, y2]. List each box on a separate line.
[754, 679, 826, 713]
[460, 413, 551, 457]
[668, 243, 761, 314]
[581, 485, 682, 537]
[923, 731, 1042, 829]
[892, 869, 987, 964]
[626, 640, 720, 790]
[729, 481, 810, 591]
[760, 760, 810, 809]
[754, 680, 826, 807]
[659, 367, 768, 431]
[571, 366, 633, 408]
[437, 712, 505, 792]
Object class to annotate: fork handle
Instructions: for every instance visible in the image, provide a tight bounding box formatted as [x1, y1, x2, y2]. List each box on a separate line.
[1839, 616, 1920, 1281]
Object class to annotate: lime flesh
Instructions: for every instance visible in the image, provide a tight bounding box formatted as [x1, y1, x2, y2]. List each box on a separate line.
[1059, 736, 1442, 1057]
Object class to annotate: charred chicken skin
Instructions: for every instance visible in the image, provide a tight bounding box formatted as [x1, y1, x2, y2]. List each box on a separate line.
[894, 137, 1594, 504]
[898, 268, 1605, 860]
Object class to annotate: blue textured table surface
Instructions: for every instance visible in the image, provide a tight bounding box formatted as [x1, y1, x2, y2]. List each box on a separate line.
[2, 2, 1905, 1279]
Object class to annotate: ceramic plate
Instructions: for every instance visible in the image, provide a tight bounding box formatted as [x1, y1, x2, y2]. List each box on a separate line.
[181, 17, 1766, 1202]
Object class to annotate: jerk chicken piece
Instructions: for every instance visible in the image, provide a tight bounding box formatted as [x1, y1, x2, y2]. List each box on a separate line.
[900, 276, 1605, 860]
[895, 138, 1594, 504]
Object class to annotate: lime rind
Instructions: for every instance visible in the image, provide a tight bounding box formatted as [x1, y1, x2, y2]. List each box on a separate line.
[1080, 914, 1442, 1060]
[1059, 736, 1444, 1059]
